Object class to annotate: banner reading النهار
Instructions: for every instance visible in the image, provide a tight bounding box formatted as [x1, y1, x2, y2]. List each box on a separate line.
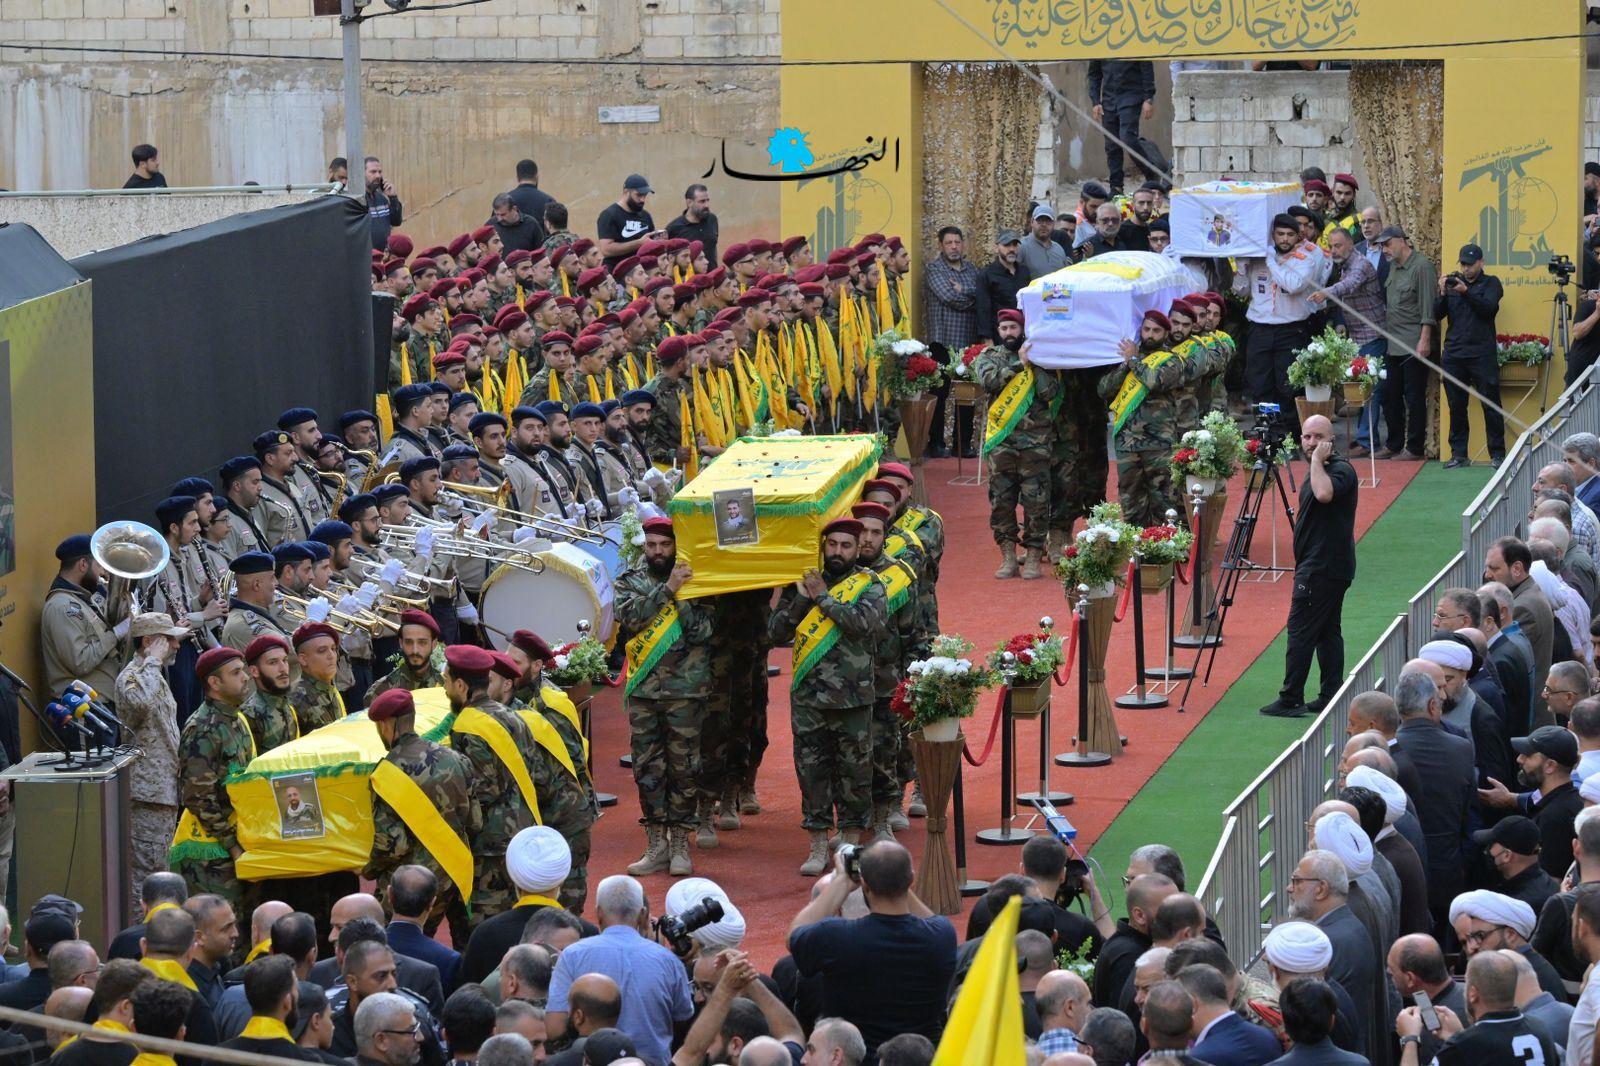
[1018, 253, 1196, 371]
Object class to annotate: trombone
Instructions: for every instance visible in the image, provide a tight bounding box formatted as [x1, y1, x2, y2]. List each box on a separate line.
[438, 483, 606, 546]
[276, 591, 400, 634]
[379, 523, 547, 574]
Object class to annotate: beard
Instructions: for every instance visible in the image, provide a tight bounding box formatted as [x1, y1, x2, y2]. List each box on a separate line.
[404, 653, 431, 673]
[260, 677, 291, 697]
[1517, 767, 1542, 791]
[1285, 896, 1312, 920]
[547, 430, 570, 449]
[1140, 338, 1165, 354]
[1001, 335, 1023, 351]
[604, 425, 626, 444]
[822, 556, 851, 579]
[646, 556, 674, 579]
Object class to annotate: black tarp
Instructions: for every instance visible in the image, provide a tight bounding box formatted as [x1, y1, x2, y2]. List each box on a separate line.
[74, 195, 373, 523]
[0, 223, 84, 309]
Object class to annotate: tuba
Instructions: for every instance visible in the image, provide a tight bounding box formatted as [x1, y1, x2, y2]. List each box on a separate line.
[91, 521, 170, 627]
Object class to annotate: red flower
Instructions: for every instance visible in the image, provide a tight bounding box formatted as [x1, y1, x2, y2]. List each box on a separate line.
[962, 342, 986, 364]
[1245, 439, 1261, 455]
[1064, 546, 1079, 558]
[890, 678, 914, 721]
[906, 354, 941, 380]
[1172, 448, 1199, 464]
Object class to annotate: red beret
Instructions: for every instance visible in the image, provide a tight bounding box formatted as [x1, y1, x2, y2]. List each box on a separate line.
[1143, 309, 1172, 331]
[409, 256, 438, 275]
[793, 265, 826, 284]
[641, 277, 672, 296]
[853, 252, 876, 269]
[419, 245, 447, 259]
[852, 501, 892, 524]
[798, 283, 825, 298]
[447, 233, 473, 257]
[386, 234, 415, 259]
[478, 255, 502, 274]
[877, 462, 914, 483]
[579, 323, 605, 338]
[1199, 291, 1225, 308]
[688, 240, 704, 258]
[461, 268, 487, 286]
[689, 274, 716, 292]
[862, 477, 903, 499]
[663, 238, 690, 253]
[368, 688, 415, 722]
[824, 264, 850, 281]
[541, 330, 574, 349]
[524, 289, 557, 312]
[625, 298, 651, 315]
[781, 235, 808, 256]
[471, 225, 495, 243]
[638, 256, 659, 272]
[444, 643, 495, 678]
[705, 267, 728, 286]
[825, 248, 854, 266]
[427, 279, 457, 300]
[722, 242, 751, 267]
[1167, 300, 1197, 321]
[1302, 179, 1330, 194]
[195, 646, 242, 682]
[656, 336, 688, 366]
[244, 633, 290, 664]
[449, 313, 483, 330]
[746, 239, 771, 255]
[570, 238, 595, 255]
[642, 516, 675, 538]
[292, 622, 340, 649]
[756, 273, 786, 290]
[433, 350, 466, 368]
[497, 310, 530, 333]
[577, 268, 607, 292]
[1333, 173, 1359, 190]
[574, 335, 604, 356]
[402, 294, 436, 321]
[504, 249, 533, 266]
[488, 651, 522, 680]
[511, 629, 555, 664]
[617, 308, 639, 327]
[383, 259, 410, 278]
[700, 323, 725, 337]
[886, 236, 904, 251]
[549, 245, 571, 268]
[638, 240, 667, 259]
[611, 256, 641, 282]
[714, 306, 742, 323]
[683, 333, 708, 350]
[737, 288, 773, 308]
[862, 233, 886, 246]
[398, 608, 441, 638]
[822, 518, 863, 540]
[997, 309, 1024, 326]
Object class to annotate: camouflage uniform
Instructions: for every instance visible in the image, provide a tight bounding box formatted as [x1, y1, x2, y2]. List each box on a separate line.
[405, 330, 449, 384]
[174, 698, 257, 910]
[769, 568, 889, 832]
[242, 689, 300, 754]
[543, 229, 578, 253]
[973, 346, 1060, 550]
[517, 686, 597, 910]
[290, 674, 347, 733]
[1196, 331, 1237, 414]
[521, 366, 571, 408]
[368, 660, 445, 703]
[613, 563, 717, 829]
[719, 589, 774, 801]
[1049, 368, 1113, 545]
[862, 554, 932, 811]
[642, 373, 692, 468]
[366, 728, 480, 931]
[1097, 349, 1188, 527]
[698, 596, 736, 815]
[448, 700, 537, 927]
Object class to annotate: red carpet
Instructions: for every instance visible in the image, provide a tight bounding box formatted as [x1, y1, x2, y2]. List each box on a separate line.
[579, 455, 1421, 966]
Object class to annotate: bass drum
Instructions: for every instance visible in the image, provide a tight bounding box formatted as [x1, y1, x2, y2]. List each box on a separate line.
[479, 541, 615, 651]
[575, 520, 626, 581]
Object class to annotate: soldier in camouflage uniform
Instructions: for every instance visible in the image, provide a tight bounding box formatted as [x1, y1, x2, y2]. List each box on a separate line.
[851, 503, 933, 842]
[440, 645, 537, 938]
[718, 587, 774, 819]
[974, 310, 1060, 580]
[174, 648, 258, 911]
[289, 622, 349, 732]
[522, 334, 575, 407]
[1194, 291, 1236, 414]
[613, 517, 717, 878]
[643, 337, 694, 469]
[364, 688, 480, 933]
[401, 296, 450, 384]
[695, 597, 736, 851]
[368, 610, 445, 703]
[769, 519, 890, 875]
[242, 635, 301, 752]
[1163, 299, 1221, 435]
[1098, 309, 1187, 527]
[1047, 368, 1112, 561]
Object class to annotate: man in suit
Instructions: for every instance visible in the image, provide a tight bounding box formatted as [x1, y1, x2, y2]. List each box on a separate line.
[1392, 667, 1477, 926]
[1179, 964, 1281, 1065]
[1262, 922, 1366, 1060]
[1289, 849, 1386, 1066]
[1270, 976, 1370, 1066]
[306, 905, 444, 1017]
[1347, 763, 1433, 938]
[385, 866, 460, 994]
[1564, 432, 1600, 513]
[1480, 582, 1536, 735]
[1136, 980, 1211, 1066]
[1484, 538, 1555, 727]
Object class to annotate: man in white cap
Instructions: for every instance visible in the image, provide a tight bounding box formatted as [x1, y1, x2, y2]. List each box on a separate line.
[1449, 889, 1566, 999]
[1416, 640, 1516, 787]
[1312, 806, 1395, 955]
[1345, 764, 1431, 937]
[1261, 922, 1366, 1059]
[458, 826, 585, 987]
[662, 878, 746, 961]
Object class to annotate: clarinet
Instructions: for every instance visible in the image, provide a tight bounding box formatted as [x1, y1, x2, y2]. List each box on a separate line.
[191, 543, 224, 649]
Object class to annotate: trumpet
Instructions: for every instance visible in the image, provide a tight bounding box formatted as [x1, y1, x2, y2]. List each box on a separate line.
[277, 591, 400, 634]
[380, 524, 547, 574]
[437, 486, 606, 546]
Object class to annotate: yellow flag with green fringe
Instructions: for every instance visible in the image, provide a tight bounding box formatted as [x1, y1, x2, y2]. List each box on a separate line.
[933, 895, 1026, 1066]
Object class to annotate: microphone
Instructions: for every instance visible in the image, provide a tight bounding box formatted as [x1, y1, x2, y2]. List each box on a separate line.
[65, 681, 124, 733]
[0, 661, 29, 692]
[44, 700, 90, 742]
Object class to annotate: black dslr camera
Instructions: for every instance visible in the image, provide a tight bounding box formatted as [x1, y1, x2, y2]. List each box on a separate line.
[1249, 402, 1289, 453]
[1550, 254, 1576, 284]
[653, 896, 725, 957]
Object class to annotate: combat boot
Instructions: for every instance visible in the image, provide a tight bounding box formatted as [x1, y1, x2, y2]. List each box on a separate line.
[799, 831, 831, 876]
[887, 797, 910, 831]
[871, 805, 895, 842]
[695, 801, 719, 849]
[995, 543, 1019, 579]
[739, 786, 762, 815]
[718, 789, 741, 830]
[669, 828, 694, 876]
[626, 827, 669, 876]
[908, 783, 927, 817]
[1021, 547, 1043, 580]
[841, 828, 863, 846]
[1047, 529, 1068, 563]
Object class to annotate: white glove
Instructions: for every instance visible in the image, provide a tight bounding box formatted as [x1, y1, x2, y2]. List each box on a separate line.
[513, 526, 540, 544]
[644, 467, 666, 489]
[585, 498, 605, 518]
[336, 594, 362, 616]
[305, 598, 332, 623]
[470, 509, 496, 536]
[380, 559, 407, 586]
[356, 582, 381, 608]
[438, 494, 464, 519]
[457, 604, 480, 624]
[621, 487, 640, 507]
[113, 617, 132, 639]
[415, 526, 436, 559]
[638, 502, 665, 521]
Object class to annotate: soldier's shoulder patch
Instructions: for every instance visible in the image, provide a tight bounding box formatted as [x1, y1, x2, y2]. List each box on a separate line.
[65, 601, 82, 618]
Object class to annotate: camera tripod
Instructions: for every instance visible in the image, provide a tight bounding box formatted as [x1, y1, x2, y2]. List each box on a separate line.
[1177, 440, 1298, 712]
[1545, 261, 1574, 414]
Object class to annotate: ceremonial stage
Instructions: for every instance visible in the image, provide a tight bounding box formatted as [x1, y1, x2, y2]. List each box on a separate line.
[575, 455, 1486, 966]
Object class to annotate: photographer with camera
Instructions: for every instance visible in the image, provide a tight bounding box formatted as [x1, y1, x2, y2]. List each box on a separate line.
[787, 841, 956, 1060]
[1260, 415, 1359, 719]
[1435, 244, 1506, 468]
[964, 836, 1108, 956]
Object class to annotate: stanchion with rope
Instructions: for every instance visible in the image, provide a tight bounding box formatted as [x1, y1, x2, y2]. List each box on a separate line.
[1117, 552, 1168, 710]
[974, 676, 1034, 845]
[951, 754, 988, 897]
[1057, 584, 1113, 767]
[1015, 614, 1073, 808]
[1144, 507, 1195, 690]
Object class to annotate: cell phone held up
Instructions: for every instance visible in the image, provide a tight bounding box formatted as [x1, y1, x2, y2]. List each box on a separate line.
[1413, 988, 1441, 1032]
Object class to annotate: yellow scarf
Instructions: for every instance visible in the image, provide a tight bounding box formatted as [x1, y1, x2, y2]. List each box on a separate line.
[1108, 349, 1179, 435]
[244, 938, 271, 963]
[677, 389, 699, 481]
[513, 708, 581, 780]
[560, 272, 571, 297]
[239, 1016, 296, 1044]
[791, 570, 875, 688]
[132, 1055, 177, 1066]
[502, 354, 527, 419]
[453, 706, 542, 823]
[587, 373, 603, 405]
[626, 599, 682, 696]
[836, 298, 859, 401]
[548, 371, 562, 403]
[146, 902, 179, 917]
[370, 758, 474, 895]
[983, 366, 1059, 455]
[515, 284, 526, 311]
[61, 1020, 133, 1052]
[515, 892, 563, 909]
[140, 957, 197, 991]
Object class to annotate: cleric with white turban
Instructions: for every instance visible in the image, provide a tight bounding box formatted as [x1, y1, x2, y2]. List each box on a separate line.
[1448, 889, 1536, 941]
[1345, 765, 1406, 829]
[1313, 811, 1373, 878]
[1417, 639, 1472, 672]
[1262, 920, 1333, 975]
[505, 825, 572, 898]
[664, 877, 746, 952]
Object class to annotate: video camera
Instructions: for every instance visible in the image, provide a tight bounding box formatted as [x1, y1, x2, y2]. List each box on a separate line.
[1030, 798, 1091, 905]
[653, 896, 724, 958]
[1248, 402, 1290, 454]
[1550, 254, 1576, 284]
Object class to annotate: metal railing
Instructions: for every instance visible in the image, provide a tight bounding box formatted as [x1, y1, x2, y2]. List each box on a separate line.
[1194, 365, 1600, 966]
[0, 183, 341, 198]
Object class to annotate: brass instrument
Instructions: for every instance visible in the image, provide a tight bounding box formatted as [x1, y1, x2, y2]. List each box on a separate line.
[437, 485, 606, 546]
[362, 459, 402, 492]
[316, 469, 348, 516]
[91, 521, 170, 628]
[276, 591, 399, 634]
[379, 523, 547, 574]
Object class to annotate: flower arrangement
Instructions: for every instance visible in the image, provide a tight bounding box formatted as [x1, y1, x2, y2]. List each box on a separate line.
[952, 341, 987, 379]
[874, 329, 946, 399]
[747, 418, 776, 437]
[1496, 333, 1552, 367]
[1136, 524, 1193, 566]
[618, 508, 644, 568]
[1169, 410, 1246, 482]
[1055, 501, 1140, 592]
[548, 635, 610, 686]
[1056, 940, 1096, 983]
[1287, 325, 1359, 389]
[891, 634, 994, 729]
[987, 628, 1065, 686]
[1344, 351, 1385, 390]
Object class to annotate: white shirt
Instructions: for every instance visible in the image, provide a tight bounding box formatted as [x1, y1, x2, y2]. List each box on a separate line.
[1569, 964, 1600, 1066]
[1235, 242, 1329, 325]
[1532, 560, 1592, 666]
[1576, 748, 1600, 786]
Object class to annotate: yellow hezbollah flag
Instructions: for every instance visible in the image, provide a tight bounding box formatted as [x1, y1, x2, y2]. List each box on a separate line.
[934, 895, 1026, 1066]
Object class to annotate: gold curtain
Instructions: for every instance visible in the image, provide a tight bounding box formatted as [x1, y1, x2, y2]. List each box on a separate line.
[1349, 61, 1445, 454]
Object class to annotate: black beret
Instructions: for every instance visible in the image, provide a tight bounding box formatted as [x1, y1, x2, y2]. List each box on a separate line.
[372, 484, 410, 504]
[54, 534, 92, 563]
[154, 495, 198, 529]
[252, 430, 293, 457]
[276, 407, 318, 431]
[620, 389, 656, 408]
[170, 477, 214, 499]
[272, 542, 314, 567]
[218, 456, 261, 486]
[448, 392, 479, 412]
[339, 493, 379, 521]
[338, 409, 378, 431]
[309, 520, 354, 545]
[569, 402, 604, 421]
[511, 405, 547, 425]
[440, 443, 479, 461]
[399, 456, 441, 482]
[229, 550, 275, 575]
[468, 412, 507, 435]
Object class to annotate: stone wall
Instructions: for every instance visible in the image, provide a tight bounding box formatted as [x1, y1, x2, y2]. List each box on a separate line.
[1169, 69, 1361, 187]
[0, 0, 782, 246]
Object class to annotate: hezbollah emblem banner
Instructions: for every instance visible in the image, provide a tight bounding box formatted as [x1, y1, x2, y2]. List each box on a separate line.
[667, 434, 882, 598]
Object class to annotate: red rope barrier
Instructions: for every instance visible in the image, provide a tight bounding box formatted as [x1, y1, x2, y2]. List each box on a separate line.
[1051, 612, 1081, 686]
[962, 685, 1008, 767]
[1114, 561, 1136, 622]
[1175, 552, 1192, 585]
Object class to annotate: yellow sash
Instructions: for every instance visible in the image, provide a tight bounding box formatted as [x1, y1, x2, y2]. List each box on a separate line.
[1109, 349, 1178, 435]
[370, 759, 474, 896]
[983, 366, 1036, 455]
[884, 526, 923, 560]
[453, 706, 542, 824]
[171, 712, 256, 858]
[140, 957, 197, 991]
[540, 682, 588, 760]
[239, 1017, 296, 1044]
[791, 570, 874, 688]
[244, 938, 271, 963]
[515, 892, 563, 909]
[895, 508, 931, 535]
[146, 902, 179, 917]
[625, 600, 682, 696]
[875, 558, 915, 612]
[514, 708, 581, 781]
[61, 1020, 133, 1052]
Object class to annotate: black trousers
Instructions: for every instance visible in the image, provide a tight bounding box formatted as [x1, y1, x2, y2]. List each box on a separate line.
[1102, 96, 1166, 191]
[1279, 573, 1349, 705]
[1442, 350, 1505, 460]
[1244, 320, 1311, 434]
[928, 342, 973, 454]
[1382, 351, 1430, 455]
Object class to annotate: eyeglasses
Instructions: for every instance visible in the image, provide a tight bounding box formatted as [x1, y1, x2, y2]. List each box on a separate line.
[380, 1023, 422, 1039]
[1288, 875, 1326, 888]
[1543, 685, 1583, 697]
[1462, 925, 1507, 947]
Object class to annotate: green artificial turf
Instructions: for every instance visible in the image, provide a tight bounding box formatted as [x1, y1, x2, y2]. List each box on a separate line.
[1089, 462, 1495, 884]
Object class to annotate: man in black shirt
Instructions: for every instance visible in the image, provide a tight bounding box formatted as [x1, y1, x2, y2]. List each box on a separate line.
[596, 174, 660, 270]
[489, 193, 545, 254]
[507, 159, 554, 227]
[1503, 725, 1586, 878]
[1398, 950, 1558, 1066]
[1435, 243, 1505, 467]
[122, 144, 167, 189]
[1262, 415, 1359, 719]
[1566, 282, 1600, 387]
[665, 184, 719, 267]
[975, 231, 1031, 341]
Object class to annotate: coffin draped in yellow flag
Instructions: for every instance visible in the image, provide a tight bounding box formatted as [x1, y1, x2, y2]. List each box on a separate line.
[933, 895, 1026, 1066]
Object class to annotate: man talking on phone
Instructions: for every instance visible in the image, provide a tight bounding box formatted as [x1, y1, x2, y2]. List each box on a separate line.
[1261, 415, 1359, 719]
